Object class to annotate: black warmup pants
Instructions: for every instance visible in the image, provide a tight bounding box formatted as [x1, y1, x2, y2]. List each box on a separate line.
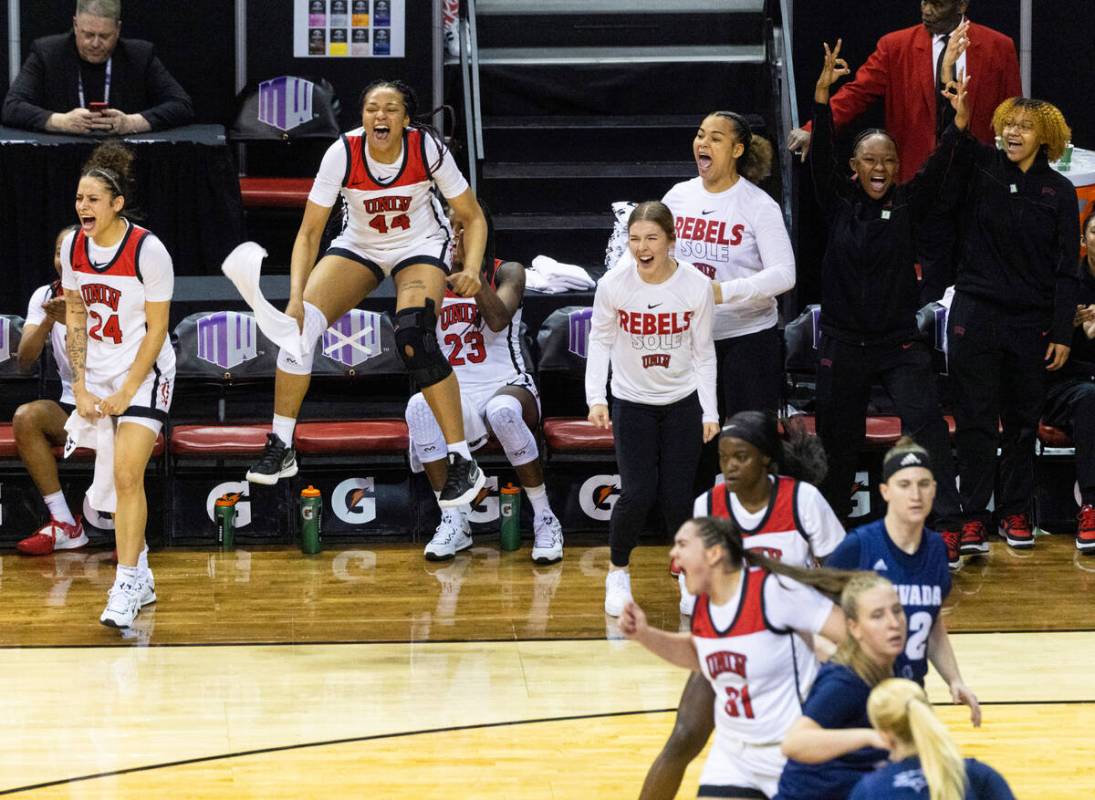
[609, 392, 703, 567]
[816, 334, 961, 524]
[1043, 378, 1095, 507]
[948, 292, 1049, 523]
[715, 325, 784, 418]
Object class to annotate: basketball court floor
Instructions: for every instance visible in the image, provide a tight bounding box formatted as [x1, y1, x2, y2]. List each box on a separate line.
[1, 535, 1092, 798]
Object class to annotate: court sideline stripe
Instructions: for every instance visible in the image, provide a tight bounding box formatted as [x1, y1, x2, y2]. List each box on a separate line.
[1, 700, 1092, 795]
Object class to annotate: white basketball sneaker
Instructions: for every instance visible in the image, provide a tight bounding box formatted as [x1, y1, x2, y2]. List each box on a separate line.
[140, 570, 157, 607]
[531, 512, 564, 564]
[99, 578, 144, 628]
[424, 509, 473, 561]
[604, 569, 633, 617]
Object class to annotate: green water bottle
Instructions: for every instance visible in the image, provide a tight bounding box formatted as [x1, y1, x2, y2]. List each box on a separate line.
[214, 492, 240, 549]
[500, 483, 521, 551]
[300, 485, 323, 555]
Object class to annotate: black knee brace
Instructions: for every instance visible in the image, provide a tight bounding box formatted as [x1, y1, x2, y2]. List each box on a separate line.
[394, 299, 453, 389]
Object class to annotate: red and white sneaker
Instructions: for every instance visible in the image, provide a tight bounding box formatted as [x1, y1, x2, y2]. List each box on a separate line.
[940, 527, 962, 571]
[958, 520, 989, 556]
[1075, 505, 1095, 554]
[16, 517, 88, 555]
[998, 513, 1036, 550]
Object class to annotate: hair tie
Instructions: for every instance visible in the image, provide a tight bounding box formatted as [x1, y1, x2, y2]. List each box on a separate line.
[87, 167, 123, 197]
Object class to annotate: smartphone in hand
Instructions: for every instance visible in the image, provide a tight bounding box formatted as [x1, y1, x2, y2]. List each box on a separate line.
[88, 101, 109, 113]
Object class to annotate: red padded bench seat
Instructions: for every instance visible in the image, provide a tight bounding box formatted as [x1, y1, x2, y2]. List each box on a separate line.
[293, 420, 408, 454]
[239, 177, 312, 209]
[1039, 422, 1073, 448]
[0, 424, 15, 458]
[543, 417, 615, 452]
[2, 424, 165, 459]
[170, 424, 271, 456]
[784, 415, 958, 446]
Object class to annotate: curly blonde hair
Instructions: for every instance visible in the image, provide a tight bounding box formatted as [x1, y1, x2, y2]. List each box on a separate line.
[992, 98, 1071, 162]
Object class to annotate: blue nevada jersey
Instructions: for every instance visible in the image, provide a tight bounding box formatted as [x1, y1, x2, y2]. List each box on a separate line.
[849, 756, 1015, 800]
[825, 519, 951, 684]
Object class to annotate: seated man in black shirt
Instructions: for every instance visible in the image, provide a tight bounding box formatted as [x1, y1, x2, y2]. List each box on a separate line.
[1, 0, 193, 135]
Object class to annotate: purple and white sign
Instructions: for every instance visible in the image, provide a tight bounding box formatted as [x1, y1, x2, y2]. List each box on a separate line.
[568, 308, 593, 359]
[258, 76, 314, 132]
[0, 318, 9, 364]
[197, 312, 258, 370]
[322, 309, 382, 367]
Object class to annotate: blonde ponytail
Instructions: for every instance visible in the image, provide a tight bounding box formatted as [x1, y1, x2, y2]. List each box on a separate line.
[867, 679, 967, 800]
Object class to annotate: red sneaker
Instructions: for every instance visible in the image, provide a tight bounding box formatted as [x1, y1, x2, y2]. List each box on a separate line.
[998, 513, 1035, 550]
[1076, 505, 1095, 553]
[16, 517, 88, 556]
[940, 528, 962, 571]
[958, 520, 989, 556]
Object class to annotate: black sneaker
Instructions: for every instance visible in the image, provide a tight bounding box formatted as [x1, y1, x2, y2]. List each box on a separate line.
[246, 433, 299, 485]
[438, 453, 485, 507]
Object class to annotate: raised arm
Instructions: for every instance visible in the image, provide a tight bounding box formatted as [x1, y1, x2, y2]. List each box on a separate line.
[810, 40, 853, 208]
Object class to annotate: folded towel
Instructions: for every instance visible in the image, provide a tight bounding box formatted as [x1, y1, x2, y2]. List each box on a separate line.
[64, 411, 117, 513]
[222, 242, 309, 361]
[530, 256, 596, 293]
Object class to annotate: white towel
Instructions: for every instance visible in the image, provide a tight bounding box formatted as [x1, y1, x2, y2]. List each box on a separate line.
[530, 256, 596, 292]
[221, 242, 310, 361]
[64, 411, 117, 513]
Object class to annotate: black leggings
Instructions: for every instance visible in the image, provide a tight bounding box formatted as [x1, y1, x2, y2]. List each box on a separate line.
[1043, 378, 1095, 506]
[609, 392, 703, 567]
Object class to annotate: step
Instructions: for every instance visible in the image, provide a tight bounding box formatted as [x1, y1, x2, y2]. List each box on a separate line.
[483, 161, 696, 180]
[476, 0, 763, 14]
[482, 114, 702, 131]
[495, 213, 613, 232]
[448, 44, 765, 66]
[496, 226, 611, 270]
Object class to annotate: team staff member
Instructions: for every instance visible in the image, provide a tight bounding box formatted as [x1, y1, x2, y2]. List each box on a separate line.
[664, 111, 794, 417]
[62, 142, 172, 628]
[827, 438, 980, 726]
[776, 574, 905, 799]
[1042, 206, 1095, 553]
[945, 87, 1081, 553]
[587, 201, 719, 617]
[245, 80, 487, 508]
[407, 209, 564, 563]
[809, 40, 963, 546]
[620, 517, 850, 799]
[851, 679, 1015, 799]
[641, 412, 845, 800]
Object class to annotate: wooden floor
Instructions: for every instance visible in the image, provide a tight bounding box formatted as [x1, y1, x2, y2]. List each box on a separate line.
[0, 534, 1092, 797]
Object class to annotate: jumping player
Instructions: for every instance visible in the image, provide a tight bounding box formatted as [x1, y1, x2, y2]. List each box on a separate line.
[850, 679, 1015, 800]
[62, 142, 173, 627]
[406, 209, 564, 562]
[826, 438, 981, 726]
[642, 412, 845, 800]
[245, 79, 488, 507]
[620, 516, 851, 799]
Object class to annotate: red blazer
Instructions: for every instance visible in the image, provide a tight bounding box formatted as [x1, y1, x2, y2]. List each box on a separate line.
[805, 22, 1021, 182]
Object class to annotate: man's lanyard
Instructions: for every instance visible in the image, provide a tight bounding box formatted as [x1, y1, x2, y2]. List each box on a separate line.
[77, 58, 112, 107]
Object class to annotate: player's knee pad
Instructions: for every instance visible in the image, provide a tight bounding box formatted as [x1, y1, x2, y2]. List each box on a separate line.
[485, 393, 539, 466]
[405, 392, 447, 470]
[394, 300, 452, 389]
[277, 346, 314, 375]
[276, 302, 328, 375]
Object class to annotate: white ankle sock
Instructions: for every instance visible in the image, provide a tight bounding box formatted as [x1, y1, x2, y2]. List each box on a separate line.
[138, 545, 149, 575]
[272, 414, 296, 448]
[524, 484, 551, 517]
[116, 564, 139, 586]
[44, 491, 76, 526]
[447, 440, 472, 460]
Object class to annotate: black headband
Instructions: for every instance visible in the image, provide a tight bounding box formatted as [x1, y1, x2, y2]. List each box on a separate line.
[721, 411, 781, 462]
[882, 449, 934, 482]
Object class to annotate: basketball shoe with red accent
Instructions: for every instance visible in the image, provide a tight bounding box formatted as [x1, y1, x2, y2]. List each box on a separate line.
[1075, 505, 1095, 553]
[958, 520, 989, 556]
[940, 527, 962, 571]
[998, 513, 1036, 550]
[16, 517, 88, 555]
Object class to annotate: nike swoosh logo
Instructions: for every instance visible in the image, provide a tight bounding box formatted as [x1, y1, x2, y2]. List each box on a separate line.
[647, 303, 662, 309]
[702, 209, 717, 215]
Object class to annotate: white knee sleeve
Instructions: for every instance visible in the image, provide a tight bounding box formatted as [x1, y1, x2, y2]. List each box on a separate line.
[406, 392, 447, 472]
[485, 393, 539, 467]
[276, 301, 328, 375]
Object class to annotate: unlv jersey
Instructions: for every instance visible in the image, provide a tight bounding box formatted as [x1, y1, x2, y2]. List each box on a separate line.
[436, 260, 531, 392]
[64, 224, 175, 385]
[691, 567, 826, 745]
[338, 126, 452, 251]
[701, 477, 817, 567]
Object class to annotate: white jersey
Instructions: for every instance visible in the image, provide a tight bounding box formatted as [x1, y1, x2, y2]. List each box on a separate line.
[693, 476, 846, 568]
[60, 224, 175, 388]
[308, 126, 467, 253]
[662, 177, 796, 340]
[25, 283, 74, 404]
[436, 263, 531, 393]
[691, 568, 833, 745]
[585, 259, 718, 422]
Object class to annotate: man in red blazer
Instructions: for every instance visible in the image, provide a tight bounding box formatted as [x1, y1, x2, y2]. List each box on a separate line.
[790, 0, 1021, 182]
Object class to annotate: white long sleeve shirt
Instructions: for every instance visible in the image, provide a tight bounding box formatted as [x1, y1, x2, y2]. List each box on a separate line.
[585, 260, 718, 422]
[662, 176, 796, 340]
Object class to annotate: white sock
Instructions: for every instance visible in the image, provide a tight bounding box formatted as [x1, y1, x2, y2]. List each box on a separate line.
[272, 414, 296, 447]
[525, 484, 551, 517]
[115, 564, 139, 586]
[447, 440, 472, 460]
[138, 545, 149, 575]
[434, 492, 470, 518]
[43, 491, 76, 526]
